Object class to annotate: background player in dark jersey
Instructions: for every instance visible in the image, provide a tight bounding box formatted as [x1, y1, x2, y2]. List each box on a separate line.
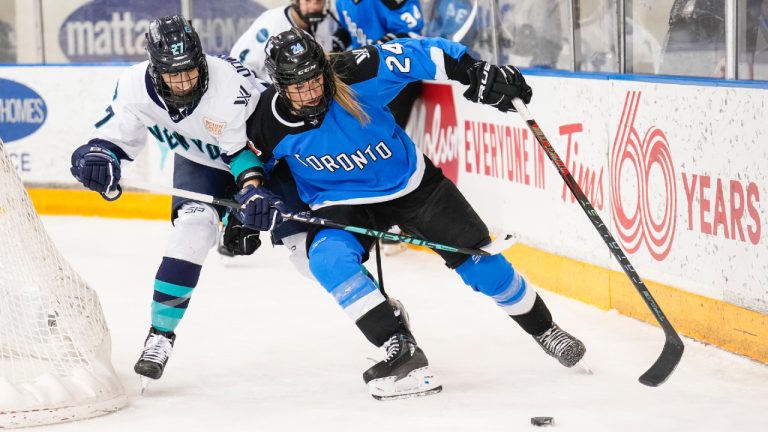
[236, 28, 586, 400]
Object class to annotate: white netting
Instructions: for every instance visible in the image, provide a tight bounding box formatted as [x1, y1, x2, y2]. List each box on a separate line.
[0, 140, 126, 428]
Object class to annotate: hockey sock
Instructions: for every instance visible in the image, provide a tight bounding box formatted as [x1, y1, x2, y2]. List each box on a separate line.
[309, 229, 394, 345]
[509, 294, 553, 336]
[455, 254, 537, 314]
[151, 257, 201, 332]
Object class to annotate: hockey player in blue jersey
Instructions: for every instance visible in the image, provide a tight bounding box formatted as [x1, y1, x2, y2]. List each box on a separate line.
[336, 0, 424, 48]
[335, 0, 424, 128]
[69, 16, 271, 388]
[335, 0, 427, 251]
[236, 28, 586, 400]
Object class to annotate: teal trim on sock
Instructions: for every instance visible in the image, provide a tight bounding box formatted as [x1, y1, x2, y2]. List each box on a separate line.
[154, 279, 194, 298]
[152, 302, 187, 332]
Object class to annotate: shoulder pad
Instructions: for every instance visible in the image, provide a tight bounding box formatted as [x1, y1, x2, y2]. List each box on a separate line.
[331, 46, 379, 84]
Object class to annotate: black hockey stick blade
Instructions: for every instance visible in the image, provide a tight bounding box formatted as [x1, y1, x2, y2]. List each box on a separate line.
[639, 330, 685, 386]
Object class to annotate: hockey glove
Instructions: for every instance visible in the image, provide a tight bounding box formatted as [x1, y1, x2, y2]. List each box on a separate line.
[462, 62, 532, 112]
[234, 185, 287, 231]
[70, 144, 122, 201]
[220, 211, 262, 256]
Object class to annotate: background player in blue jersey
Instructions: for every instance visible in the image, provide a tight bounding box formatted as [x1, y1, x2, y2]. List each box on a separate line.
[236, 28, 586, 400]
[335, 0, 424, 129]
[69, 16, 268, 389]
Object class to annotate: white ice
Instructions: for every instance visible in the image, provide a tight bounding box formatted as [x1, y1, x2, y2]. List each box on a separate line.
[31, 216, 768, 431]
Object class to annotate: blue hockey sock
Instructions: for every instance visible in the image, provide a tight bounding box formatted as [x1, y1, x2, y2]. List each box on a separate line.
[309, 229, 386, 321]
[151, 257, 201, 332]
[455, 254, 537, 315]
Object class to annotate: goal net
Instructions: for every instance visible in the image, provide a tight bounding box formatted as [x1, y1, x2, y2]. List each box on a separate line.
[0, 140, 126, 428]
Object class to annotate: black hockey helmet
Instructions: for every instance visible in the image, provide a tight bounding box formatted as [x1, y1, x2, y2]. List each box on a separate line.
[145, 15, 209, 111]
[291, 0, 328, 25]
[265, 28, 336, 121]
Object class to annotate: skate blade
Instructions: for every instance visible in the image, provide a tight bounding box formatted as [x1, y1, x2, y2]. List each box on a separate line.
[368, 366, 441, 401]
[139, 376, 153, 395]
[577, 360, 593, 375]
[372, 385, 443, 401]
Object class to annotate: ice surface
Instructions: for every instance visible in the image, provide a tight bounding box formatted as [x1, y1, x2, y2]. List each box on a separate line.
[29, 216, 768, 432]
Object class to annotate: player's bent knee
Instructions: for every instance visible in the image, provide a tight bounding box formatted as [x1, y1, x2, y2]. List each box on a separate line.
[455, 254, 517, 297]
[165, 202, 219, 265]
[308, 229, 365, 290]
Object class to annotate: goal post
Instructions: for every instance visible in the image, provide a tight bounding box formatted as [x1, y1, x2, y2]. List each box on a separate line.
[0, 139, 127, 428]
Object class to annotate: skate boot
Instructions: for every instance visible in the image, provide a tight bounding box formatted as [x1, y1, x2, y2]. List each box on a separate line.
[363, 331, 441, 400]
[134, 327, 176, 380]
[533, 323, 586, 368]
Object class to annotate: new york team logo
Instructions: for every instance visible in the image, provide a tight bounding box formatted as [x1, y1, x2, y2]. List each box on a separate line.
[408, 83, 460, 183]
[610, 91, 677, 261]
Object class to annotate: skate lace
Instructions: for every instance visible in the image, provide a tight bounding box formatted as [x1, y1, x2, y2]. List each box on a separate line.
[536, 326, 573, 357]
[383, 335, 402, 362]
[141, 333, 173, 364]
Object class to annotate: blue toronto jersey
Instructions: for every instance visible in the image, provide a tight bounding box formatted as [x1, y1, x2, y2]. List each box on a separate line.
[247, 37, 469, 210]
[336, 0, 424, 48]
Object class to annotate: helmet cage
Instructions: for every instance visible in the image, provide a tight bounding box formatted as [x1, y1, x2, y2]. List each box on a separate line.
[146, 16, 209, 112]
[265, 28, 336, 121]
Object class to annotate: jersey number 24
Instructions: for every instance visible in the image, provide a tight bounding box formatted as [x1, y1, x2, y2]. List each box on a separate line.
[382, 43, 411, 73]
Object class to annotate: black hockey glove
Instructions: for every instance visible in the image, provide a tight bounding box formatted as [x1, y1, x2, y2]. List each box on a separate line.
[234, 185, 287, 231]
[70, 144, 122, 201]
[220, 211, 262, 256]
[462, 62, 532, 112]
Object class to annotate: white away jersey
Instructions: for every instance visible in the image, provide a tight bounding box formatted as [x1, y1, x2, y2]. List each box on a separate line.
[90, 55, 266, 173]
[229, 6, 337, 82]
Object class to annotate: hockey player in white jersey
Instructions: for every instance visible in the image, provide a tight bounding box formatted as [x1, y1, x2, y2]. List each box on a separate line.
[70, 16, 268, 387]
[230, 0, 347, 82]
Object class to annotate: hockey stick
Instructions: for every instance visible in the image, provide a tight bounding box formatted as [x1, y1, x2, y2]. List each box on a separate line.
[125, 180, 517, 256]
[511, 98, 684, 387]
[451, 0, 478, 43]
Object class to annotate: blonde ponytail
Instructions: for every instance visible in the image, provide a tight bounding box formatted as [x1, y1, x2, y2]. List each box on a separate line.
[328, 53, 370, 125]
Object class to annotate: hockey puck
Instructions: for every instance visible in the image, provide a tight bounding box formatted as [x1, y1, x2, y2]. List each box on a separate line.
[531, 417, 554, 426]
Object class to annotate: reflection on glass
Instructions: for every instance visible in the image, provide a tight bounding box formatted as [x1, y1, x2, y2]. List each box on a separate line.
[658, 0, 726, 77]
[738, 0, 768, 80]
[0, 0, 18, 63]
[574, 0, 619, 72]
[424, 0, 496, 62]
[496, 0, 572, 70]
[625, 0, 668, 74]
[189, 0, 266, 56]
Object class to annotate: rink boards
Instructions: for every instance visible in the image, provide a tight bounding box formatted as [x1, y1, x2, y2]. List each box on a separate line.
[1, 65, 766, 364]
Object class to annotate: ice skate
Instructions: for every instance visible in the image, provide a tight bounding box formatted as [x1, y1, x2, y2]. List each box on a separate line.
[363, 332, 441, 400]
[533, 323, 586, 368]
[134, 327, 175, 393]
